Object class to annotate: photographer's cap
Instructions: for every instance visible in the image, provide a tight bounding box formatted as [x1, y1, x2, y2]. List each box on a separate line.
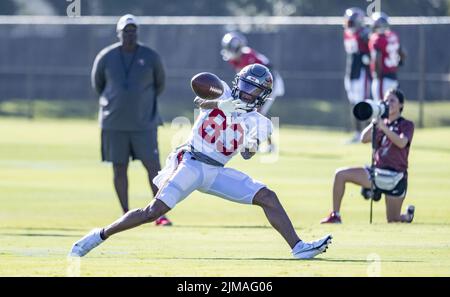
[117, 14, 138, 32]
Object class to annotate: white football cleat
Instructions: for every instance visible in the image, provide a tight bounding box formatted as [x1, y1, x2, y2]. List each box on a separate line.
[292, 234, 332, 259]
[69, 228, 104, 257]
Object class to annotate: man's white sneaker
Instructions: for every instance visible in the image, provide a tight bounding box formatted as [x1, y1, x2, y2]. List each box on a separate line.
[292, 234, 332, 259]
[69, 228, 104, 257]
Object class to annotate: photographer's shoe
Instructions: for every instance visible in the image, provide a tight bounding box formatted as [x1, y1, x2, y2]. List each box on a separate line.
[406, 205, 415, 223]
[320, 211, 342, 224]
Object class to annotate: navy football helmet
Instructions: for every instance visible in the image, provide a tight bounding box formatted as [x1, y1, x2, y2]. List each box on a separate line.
[231, 64, 273, 112]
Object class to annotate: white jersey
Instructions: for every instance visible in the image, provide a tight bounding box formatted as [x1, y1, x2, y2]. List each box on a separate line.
[189, 81, 273, 165]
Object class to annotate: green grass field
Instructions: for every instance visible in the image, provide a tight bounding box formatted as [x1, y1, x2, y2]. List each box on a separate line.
[0, 118, 449, 276]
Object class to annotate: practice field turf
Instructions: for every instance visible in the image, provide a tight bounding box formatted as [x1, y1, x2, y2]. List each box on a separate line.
[0, 118, 449, 276]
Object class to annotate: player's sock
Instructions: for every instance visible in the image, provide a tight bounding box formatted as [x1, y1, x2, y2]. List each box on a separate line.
[99, 228, 107, 240]
[292, 240, 304, 253]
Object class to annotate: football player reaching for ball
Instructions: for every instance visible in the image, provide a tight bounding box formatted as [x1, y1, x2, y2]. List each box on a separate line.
[69, 64, 332, 260]
[221, 31, 285, 152]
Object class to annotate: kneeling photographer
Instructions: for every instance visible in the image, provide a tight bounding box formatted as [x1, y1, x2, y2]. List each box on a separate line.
[321, 88, 415, 224]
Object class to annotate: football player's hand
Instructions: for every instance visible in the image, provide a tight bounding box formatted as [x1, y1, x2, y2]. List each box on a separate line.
[245, 138, 258, 152]
[218, 97, 238, 113]
[241, 148, 256, 160]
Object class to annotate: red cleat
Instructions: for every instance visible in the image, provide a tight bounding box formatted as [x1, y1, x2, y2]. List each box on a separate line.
[320, 211, 342, 224]
[155, 215, 173, 226]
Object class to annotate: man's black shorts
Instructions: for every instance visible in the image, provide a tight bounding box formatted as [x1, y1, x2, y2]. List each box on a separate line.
[101, 128, 159, 164]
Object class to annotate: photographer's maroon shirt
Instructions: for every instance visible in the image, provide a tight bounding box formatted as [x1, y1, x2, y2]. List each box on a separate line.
[375, 117, 414, 173]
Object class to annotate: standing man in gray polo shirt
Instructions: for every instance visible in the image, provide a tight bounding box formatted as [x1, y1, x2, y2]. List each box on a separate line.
[91, 14, 172, 226]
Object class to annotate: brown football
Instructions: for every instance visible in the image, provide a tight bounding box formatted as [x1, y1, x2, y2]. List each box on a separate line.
[190, 72, 224, 100]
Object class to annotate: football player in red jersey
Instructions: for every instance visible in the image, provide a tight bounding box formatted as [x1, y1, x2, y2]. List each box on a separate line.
[369, 12, 405, 102]
[221, 31, 285, 152]
[343, 7, 372, 143]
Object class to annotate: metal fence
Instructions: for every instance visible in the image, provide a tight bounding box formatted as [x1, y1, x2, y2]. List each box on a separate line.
[0, 16, 449, 125]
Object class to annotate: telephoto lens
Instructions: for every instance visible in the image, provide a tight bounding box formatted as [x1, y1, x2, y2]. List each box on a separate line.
[353, 100, 389, 121]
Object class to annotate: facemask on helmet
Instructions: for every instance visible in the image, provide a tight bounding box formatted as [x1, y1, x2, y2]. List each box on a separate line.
[221, 32, 247, 61]
[231, 64, 273, 112]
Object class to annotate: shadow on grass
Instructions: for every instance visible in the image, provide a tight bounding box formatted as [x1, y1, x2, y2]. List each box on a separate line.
[151, 257, 422, 263]
[0, 227, 86, 232]
[313, 258, 423, 263]
[170, 225, 272, 229]
[0, 233, 80, 238]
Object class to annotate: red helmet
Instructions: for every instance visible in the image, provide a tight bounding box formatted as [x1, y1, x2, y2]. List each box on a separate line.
[232, 64, 273, 112]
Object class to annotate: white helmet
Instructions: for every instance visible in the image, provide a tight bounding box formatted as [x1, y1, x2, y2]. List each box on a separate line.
[220, 31, 248, 61]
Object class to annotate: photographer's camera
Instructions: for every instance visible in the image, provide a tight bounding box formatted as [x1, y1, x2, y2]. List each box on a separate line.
[353, 100, 389, 121]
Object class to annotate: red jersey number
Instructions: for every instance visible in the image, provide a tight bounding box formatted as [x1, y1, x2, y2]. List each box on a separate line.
[198, 109, 244, 156]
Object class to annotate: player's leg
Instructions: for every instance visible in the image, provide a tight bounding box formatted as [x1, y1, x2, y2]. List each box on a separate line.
[321, 167, 371, 223]
[69, 153, 203, 257]
[252, 187, 299, 248]
[200, 167, 331, 259]
[106, 155, 203, 236]
[252, 188, 332, 259]
[69, 199, 171, 257]
[347, 71, 366, 143]
[102, 199, 171, 238]
[371, 78, 382, 101]
[200, 167, 297, 245]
